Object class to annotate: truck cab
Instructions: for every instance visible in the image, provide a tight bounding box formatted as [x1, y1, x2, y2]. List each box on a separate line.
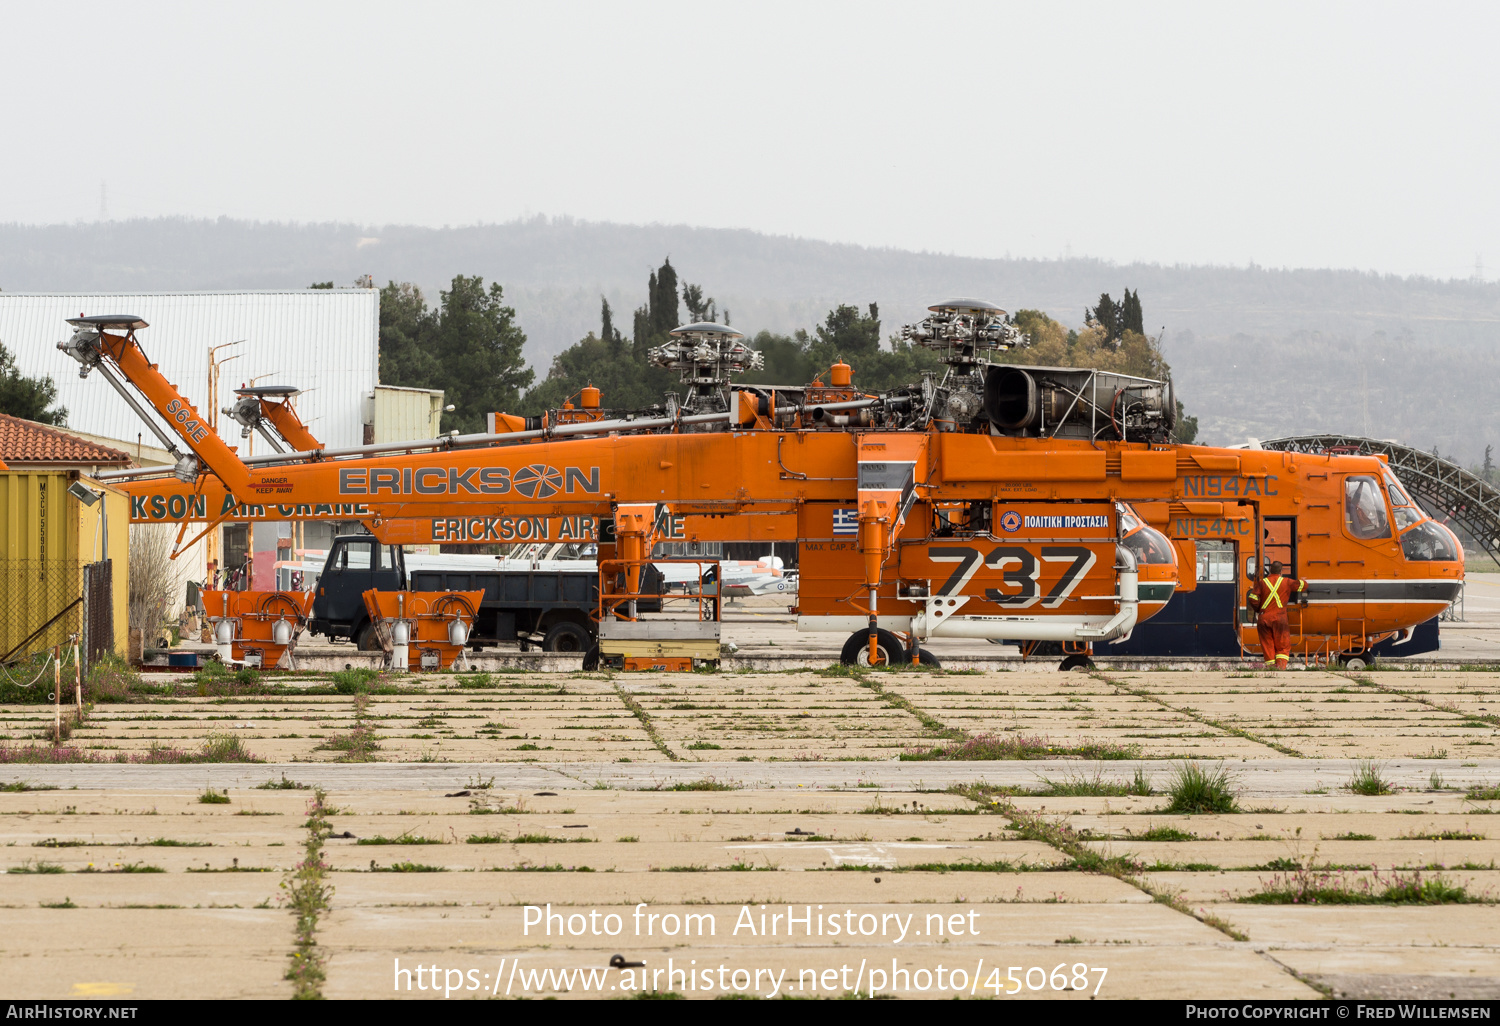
[309, 535, 407, 648]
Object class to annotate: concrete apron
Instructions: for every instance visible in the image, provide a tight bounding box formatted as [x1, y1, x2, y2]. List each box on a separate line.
[10, 758, 1499, 793]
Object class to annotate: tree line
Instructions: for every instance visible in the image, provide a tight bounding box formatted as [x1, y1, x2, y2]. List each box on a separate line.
[381, 259, 1193, 440]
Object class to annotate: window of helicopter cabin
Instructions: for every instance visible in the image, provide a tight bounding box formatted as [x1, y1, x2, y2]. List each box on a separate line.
[1393, 506, 1422, 530]
[1122, 525, 1174, 564]
[1400, 521, 1459, 561]
[1383, 472, 1415, 510]
[1344, 476, 1391, 540]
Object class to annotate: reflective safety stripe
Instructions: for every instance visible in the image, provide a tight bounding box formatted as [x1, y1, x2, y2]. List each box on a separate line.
[1260, 576, 1285, 610]
[1275, 654, 1289, 662]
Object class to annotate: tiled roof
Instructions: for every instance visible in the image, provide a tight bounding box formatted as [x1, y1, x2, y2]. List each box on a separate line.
[0, 414, 132, 465]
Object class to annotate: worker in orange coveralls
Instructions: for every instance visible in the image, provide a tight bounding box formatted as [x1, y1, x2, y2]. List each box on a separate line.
[1246, 560, 1307, 669]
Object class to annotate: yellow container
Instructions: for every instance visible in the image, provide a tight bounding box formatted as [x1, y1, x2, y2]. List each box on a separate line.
[0, 471, 129, 659]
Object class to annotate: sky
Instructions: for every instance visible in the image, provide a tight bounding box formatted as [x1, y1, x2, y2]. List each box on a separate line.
[2, 1, 1496, 279]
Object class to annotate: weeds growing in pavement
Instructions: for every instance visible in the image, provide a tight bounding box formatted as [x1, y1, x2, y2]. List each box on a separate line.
[1163, 762, 1238, 814]
[1130, 767, 1154, 796]
[329, 668, 380, 694]
[1244, 861, 1487, 905]
[1347, 760, 1394, 796]
[199, 733, 256, 762]
[1467, 783, 1500, 802]
[1132, 826, 1197, 842]
[650, 778, 738, 791]
[257, 774, 309, 790]
[1400, 829, 1485, 841]
[371, 862, 447, 873]
[192, 662, 263, 695]
[283, 788, 334, 1000]
[318, 692, 379, 762]
[1034, 766, 1136, 797]
[0, 781, 57, 792]
[36, 715, 74, 742]
[317, 725, 379, 761]
[948, 781, 1249, 941]
[0, 733, 261, 764]
[355, 833, 443, 845]
[849, 673, 963, 740]
[903, 733, 1141, 762]
[614, 685, 679, 761]
[7, 860, 66, 874]
[199, 788, 231, 805]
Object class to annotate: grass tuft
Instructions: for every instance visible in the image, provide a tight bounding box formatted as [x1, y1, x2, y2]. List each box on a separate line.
[1347, 760, 1394, 796]
[1163, 762, 1238, 814]
[256, 774, 309, 790]
[198, 788, 231, 805]
[329, 668, 380, 694]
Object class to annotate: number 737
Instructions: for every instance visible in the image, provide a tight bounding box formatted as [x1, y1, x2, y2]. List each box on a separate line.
[928, 545, 1096, 608]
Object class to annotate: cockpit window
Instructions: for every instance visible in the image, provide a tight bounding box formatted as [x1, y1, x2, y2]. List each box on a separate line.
[1393, 506, 1422, 530]
[1383, 472, 1414, 509]
[1400, 521, 1459, 562]
[1122, 525, 1175, 565]
[1344, 476, 1391, 540]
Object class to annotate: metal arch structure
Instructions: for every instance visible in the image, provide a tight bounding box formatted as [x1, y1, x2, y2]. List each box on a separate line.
[1259, 435, 1500, 564]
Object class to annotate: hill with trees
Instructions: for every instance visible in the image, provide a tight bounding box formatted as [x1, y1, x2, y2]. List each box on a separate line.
[0, 216, 1494, 462]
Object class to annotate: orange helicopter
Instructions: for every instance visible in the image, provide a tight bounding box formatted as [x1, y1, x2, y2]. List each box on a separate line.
[77, 300, 1458, 668]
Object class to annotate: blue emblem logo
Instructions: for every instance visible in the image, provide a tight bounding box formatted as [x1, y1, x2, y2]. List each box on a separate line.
[1000, 510, 1023, 533]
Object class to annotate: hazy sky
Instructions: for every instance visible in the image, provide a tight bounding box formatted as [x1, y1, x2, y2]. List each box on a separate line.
[3, 1, 1495, 279]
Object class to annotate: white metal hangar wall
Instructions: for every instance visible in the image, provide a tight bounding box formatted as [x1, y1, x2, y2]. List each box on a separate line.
[0, 290, 379, 451]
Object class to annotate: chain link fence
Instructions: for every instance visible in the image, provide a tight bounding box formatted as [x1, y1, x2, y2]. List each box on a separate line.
[0, 558, 84, 665]
[83, 560, 115, 669]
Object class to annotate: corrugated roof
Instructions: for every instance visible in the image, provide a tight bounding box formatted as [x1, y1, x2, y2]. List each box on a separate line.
[0, 413, 132, 465]
[0, 291, 378, 451]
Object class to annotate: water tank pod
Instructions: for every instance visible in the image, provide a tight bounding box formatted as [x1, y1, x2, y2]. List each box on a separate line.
[213, 618, 235, 663]
[447, 618, 469, 647]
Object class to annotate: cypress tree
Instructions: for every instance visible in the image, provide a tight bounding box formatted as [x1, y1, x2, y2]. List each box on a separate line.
[1121, 289, 1144, 335]
[651, 259, 680, 337]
